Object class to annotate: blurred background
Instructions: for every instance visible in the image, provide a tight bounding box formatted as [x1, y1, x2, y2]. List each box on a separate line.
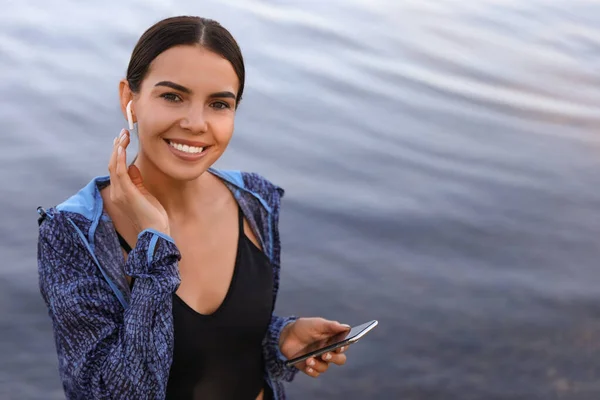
[2, 0, 600, 399]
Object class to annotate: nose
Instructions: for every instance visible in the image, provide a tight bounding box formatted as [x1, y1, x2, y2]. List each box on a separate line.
[180, 107, 208, 134]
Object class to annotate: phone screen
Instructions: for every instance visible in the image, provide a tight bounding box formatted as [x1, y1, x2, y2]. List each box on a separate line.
[286, 321, 377, 365]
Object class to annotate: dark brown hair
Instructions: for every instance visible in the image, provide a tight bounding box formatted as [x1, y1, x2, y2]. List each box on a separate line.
[126, 16, 245, 106]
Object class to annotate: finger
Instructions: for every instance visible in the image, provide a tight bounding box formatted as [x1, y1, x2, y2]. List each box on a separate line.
[115, 130, 130, 174]
[128, 164, 144, 187]
[108, 129, 125, 176]
[115, 131, 135, 190]
[324, 320, 351, 334]
[322, 352, 346, 366]
[304, 366, 320, 378]
[108, 130, 127, 199]
[306, 357, 329, 374]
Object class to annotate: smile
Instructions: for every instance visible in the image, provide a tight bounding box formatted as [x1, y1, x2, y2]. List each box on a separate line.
[165, 139, 211, 160]
[167, 140, 205, 154]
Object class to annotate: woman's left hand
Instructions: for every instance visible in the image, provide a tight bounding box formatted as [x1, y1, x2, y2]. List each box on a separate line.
[279, 317, 350, 378]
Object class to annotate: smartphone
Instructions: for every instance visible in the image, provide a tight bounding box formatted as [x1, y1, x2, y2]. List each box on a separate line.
[284, 320, 378, 367]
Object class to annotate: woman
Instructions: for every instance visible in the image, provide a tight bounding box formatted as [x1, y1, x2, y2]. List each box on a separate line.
[37, 16, 350, 400]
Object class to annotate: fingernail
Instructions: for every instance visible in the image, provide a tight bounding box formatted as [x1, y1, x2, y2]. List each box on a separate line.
[307, 367, 313, 374]
[119, 128, 126, 136]
[341, 324, 351, 328]
[340, 346, 346, 352]
[324, 353, 332, 360]
[307, 359, 315, 366]
[119, 134, 127, 143]
[113, 137, 117, 145]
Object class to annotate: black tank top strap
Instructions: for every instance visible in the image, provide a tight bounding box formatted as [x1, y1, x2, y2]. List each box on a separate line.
[237, 203, 244, 234]
[115, 231, 132, 254]
[114, 230, 134, 289]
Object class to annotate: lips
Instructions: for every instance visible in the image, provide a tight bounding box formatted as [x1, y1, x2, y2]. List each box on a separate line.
[164, 139, 210, 160]
[164, 138, 209, 147]
[166, 140, 206, 154]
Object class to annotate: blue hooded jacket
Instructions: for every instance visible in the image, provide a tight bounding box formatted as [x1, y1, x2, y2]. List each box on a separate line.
[37, 168, 298, 399]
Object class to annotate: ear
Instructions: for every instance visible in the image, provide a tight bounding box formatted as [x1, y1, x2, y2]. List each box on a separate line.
[119, 79, 137, 126]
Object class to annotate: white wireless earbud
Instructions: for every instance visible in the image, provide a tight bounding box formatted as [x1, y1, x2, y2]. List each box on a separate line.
[126, 100, 135, 130]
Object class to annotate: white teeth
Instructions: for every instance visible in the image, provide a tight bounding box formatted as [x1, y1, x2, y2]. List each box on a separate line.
[168, 141, 204, 154]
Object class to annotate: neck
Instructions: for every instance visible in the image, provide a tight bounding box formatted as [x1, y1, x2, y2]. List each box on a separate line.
[133, 153, 212, 221]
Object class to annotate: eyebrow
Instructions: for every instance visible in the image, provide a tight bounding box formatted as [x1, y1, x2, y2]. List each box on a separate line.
[208, 91, 236, 100]
[154, 81, 236, 101]
[155, 81, 191, 94]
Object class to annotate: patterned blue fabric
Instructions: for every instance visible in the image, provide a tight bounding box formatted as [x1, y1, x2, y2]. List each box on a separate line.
[37, 169, 298, 400]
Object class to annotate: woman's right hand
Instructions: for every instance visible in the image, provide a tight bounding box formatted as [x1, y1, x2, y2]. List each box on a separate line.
[108, 129, 170, 236]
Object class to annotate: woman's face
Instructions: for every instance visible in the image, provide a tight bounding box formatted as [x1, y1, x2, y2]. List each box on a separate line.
[121, 44, 239, 181]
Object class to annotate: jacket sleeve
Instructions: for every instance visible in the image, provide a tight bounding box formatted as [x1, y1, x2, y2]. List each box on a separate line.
[37, 213, 181, 400]
[263, 314, 299, 382]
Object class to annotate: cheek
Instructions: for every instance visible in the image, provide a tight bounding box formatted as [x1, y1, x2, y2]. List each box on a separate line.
[212, 115, 235, 146]
[136, 107, 174, 141]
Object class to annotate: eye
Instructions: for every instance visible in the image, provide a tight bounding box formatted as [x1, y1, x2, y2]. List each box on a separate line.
[160, 93, 182, 103]
[210, 101, 231, 110]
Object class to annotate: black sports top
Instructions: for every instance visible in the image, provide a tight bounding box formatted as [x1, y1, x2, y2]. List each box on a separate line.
[116, 206, 274, 399]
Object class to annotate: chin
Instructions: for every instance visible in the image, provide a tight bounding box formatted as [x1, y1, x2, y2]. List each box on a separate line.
[161, 162, 209, 182]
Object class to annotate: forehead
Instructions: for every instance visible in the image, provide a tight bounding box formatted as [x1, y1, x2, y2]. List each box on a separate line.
[142, 44, 239, 94]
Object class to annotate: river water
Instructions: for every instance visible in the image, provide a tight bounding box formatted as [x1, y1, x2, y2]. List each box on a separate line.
[2, 0, 600, 399]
